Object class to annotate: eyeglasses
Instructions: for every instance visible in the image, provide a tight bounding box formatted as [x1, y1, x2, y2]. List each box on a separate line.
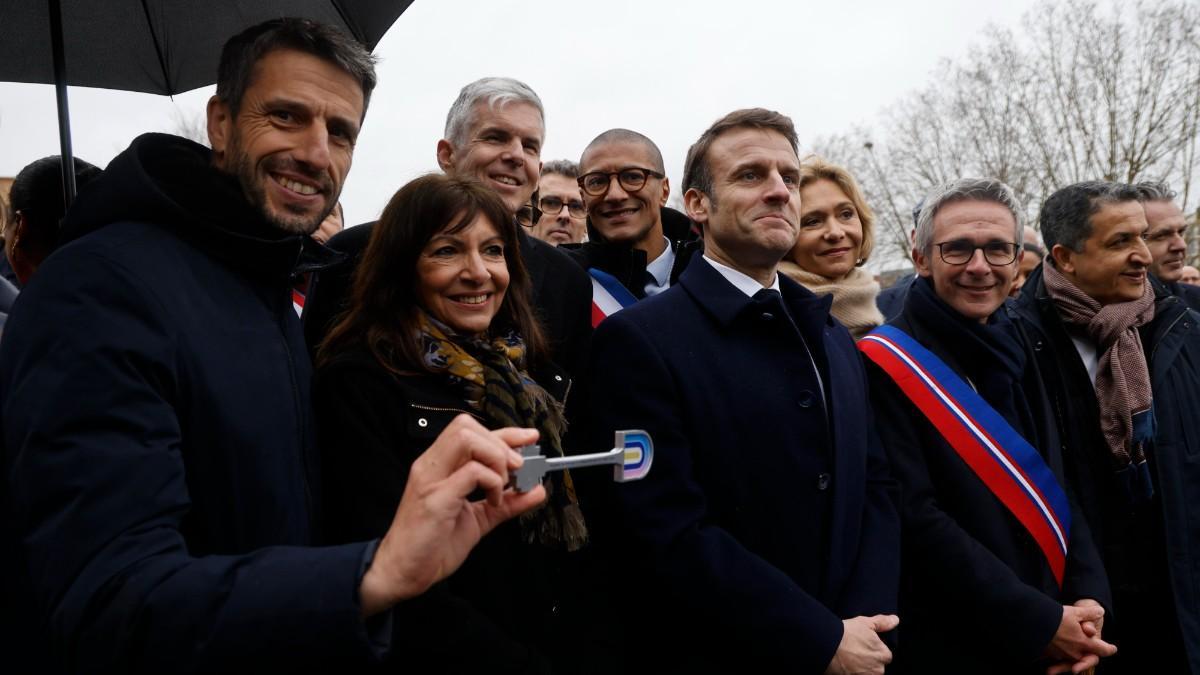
[577, 167, 665, 197]
[935, 240, 1019, 266]
[516, 203, 542, 227]
[538, 195, 586, 218]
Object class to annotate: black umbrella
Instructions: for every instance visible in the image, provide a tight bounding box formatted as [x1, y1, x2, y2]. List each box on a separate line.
[0, 0, 415, 205]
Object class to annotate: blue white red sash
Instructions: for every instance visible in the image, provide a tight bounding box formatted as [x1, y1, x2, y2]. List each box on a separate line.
[859, 324, 1071, 585]
[589, 267, 638, 328]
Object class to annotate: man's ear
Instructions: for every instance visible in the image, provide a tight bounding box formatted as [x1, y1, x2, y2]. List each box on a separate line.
[658, 177, 671, 208]
[683, 187, 710, 226]
[436, 139, 455, 173]
[206, 95, 232, 164]
[913, 245, 932, 278]
[1050, 243, 1075, 274]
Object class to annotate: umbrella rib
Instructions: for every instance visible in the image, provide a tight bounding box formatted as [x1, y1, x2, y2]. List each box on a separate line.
[328, 1, 364, 43]
[138, 0, 172, 94]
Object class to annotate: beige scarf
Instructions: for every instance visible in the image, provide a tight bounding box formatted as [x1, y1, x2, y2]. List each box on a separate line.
[778, 262, 884, 338]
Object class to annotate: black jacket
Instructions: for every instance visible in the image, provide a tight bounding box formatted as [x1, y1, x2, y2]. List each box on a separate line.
[314, 346, 611, 674]
[1014, 264, 1200, 673]
[562, 206, 700, 300]
[0, 134, 387, 673]
[867, 278, 1109, 674]
[586, 258, 899, 673]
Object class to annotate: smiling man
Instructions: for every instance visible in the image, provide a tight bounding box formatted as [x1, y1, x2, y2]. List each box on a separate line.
[0, 19, 546, 673]
[863, 179, 1114, 674]
[1014, 181, 1200, 673]
[1135, 181, 1200, 312]
[564, 129, 698, 321]
[587, 109, 899, 674]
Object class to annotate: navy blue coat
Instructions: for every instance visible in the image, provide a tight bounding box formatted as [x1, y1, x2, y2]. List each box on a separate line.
[1014, 265, 1200, 672]
[585, 258, 899, 673]
[1, 134, 387, 673]
[867, 287, 1109, 673]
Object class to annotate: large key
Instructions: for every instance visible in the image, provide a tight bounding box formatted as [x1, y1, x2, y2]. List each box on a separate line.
[510, 429, 654, 493]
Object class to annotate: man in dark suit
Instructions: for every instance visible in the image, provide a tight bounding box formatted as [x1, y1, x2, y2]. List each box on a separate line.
[1135, 180, 1200, 312]
[586, 108, 900, 674]
[302, 78, 591, 383]
[864, 178, 1114, 674]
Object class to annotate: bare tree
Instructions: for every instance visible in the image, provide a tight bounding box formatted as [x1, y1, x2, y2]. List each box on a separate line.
[817, 0, 1200, 271]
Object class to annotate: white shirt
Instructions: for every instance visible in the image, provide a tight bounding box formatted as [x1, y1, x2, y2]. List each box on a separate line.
[643, 237, 676, 297]
[701, 254, 781, 297]
[1069, 333, 1101, 389]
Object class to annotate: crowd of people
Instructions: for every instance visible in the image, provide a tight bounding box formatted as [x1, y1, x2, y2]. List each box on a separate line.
[2, 16, 1199, 675]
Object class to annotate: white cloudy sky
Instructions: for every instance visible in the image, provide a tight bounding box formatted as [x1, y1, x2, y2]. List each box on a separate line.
[0, 0, 1042, 227]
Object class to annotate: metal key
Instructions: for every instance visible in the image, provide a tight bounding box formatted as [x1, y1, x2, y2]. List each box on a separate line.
[510, 429, 654, 492]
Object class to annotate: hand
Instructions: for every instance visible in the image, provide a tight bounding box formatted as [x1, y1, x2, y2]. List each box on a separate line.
[825, 614, 899, 675]
[358, 415, 547, 616]
[1043, 602, 1117, 675]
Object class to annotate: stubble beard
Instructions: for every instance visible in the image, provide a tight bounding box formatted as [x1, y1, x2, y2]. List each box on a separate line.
[227, 133, 333, 237]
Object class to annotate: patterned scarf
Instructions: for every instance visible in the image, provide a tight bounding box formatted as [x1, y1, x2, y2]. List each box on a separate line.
[1042, 261, 1156, 475]
[418, 311, 588, 551]
[778, 262, 884, 339]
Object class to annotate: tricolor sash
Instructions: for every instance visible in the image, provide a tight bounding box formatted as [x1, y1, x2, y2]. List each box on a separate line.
[860, 324, 1071, 585]
[589, 267, 638, 327]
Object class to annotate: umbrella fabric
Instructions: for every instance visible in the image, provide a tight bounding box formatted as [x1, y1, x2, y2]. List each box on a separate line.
[0, 0, 414, 95]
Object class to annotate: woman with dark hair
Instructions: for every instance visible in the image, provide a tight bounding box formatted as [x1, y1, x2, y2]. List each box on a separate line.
[315, 174, 588, 672]
[779, 156, 885, 338]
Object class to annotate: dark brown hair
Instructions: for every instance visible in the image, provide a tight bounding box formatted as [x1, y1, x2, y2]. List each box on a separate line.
[319, 174, 546, 373]
[683, 108, 799, 200]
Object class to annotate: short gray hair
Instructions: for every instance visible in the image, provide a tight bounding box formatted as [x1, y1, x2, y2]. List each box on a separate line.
[915, 178, 1025, 255]
[443, 77, 544, 148]
[1133, 180, 1178, 203]
[541, 159, 579, 179]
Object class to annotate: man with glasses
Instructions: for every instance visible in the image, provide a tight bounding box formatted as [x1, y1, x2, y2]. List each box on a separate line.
[566, 129, 699, 324]
[863, 179, 1114, 673]
[1014, 181, 1200, 672]
[523, 160, 587, 245]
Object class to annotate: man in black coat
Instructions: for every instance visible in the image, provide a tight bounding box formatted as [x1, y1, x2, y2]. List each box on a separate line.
[303, 77, 592, 385]
[561, 129, 699, 316]
[1014, 181, 1200, 673]
[587, 108, 899, 674]
[0, 20, 545, 673]
[864, 178, 1114, 674]
[1135, 180, 1200, 312]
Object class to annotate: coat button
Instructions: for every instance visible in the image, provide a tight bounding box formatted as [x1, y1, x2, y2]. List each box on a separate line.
[554, 375, 563, 381]
[817, 473, 831, 490]
[761, 312, 775, 321]
[798, 391, 815, 408]
[417, 418, 429, 428]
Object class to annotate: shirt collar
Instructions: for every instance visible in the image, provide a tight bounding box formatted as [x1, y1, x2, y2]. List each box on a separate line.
[701, 254, 780, 298]
[644, 237, 675, 296]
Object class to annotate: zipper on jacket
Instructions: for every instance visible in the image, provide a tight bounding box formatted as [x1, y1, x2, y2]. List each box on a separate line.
[410, 403, 484, 421]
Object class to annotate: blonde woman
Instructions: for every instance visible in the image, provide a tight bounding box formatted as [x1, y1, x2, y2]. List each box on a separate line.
[779, 157, 884, 338]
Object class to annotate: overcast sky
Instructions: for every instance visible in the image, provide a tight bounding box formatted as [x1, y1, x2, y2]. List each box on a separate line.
[0, 0, 1043, 227]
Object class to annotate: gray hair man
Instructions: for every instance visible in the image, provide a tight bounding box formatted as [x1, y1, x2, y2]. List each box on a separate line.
[1135, 181, 1200, 311]
[870, 178, 1114, 673]
[1014, 180, 1200, 672]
